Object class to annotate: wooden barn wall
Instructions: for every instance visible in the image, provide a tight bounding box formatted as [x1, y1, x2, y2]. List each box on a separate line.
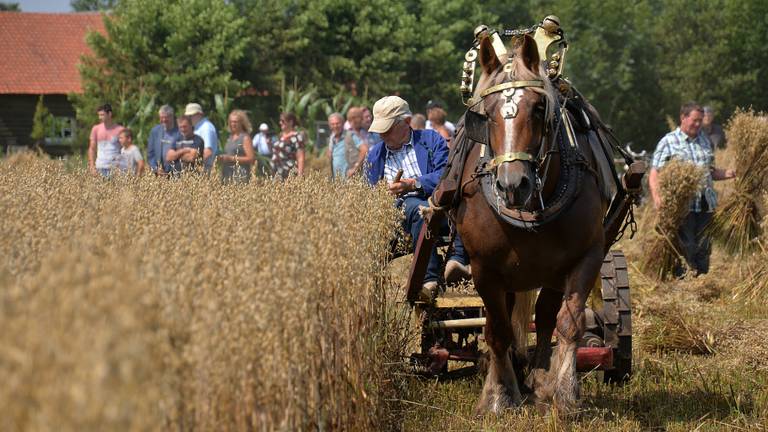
[0, 94, 75, 153]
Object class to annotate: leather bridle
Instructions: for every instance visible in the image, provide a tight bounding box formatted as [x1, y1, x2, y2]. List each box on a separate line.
[476, 71, 558, 210]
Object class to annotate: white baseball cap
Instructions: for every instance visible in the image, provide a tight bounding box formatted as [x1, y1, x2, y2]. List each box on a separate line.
[184, 103, 203, 116]
[369, 96, 411, 134]
[259, 123, 269, 131]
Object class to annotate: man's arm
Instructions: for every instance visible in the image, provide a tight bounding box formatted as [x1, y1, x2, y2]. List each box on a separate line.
[87, 126, 97, 174]
[166, 147, 185, 162]
[648, 167, 661, 209]
[147, 129, 157, 171]
[648, 137, 672, 209]
[200, 126, 217, 168]
[347, 135, 368, 177]
[417, 132, 449, 195]
[712, 167, 736, 180]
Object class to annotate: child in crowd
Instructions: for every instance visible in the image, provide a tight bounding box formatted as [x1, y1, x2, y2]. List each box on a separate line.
[118, 128, 144, 175]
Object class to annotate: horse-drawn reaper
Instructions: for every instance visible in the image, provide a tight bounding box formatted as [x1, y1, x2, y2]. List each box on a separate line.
[405, 16, 645, 414]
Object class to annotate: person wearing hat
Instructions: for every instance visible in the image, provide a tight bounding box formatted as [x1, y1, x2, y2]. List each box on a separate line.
[184, 103, 218, 172]
[252, 122, 274, 176]
[365, 95, 470, 300]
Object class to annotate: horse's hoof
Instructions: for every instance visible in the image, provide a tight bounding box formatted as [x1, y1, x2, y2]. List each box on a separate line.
[474, 384, 521, 416]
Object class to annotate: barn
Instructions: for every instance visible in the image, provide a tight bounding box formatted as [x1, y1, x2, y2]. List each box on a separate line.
[0, 12, 104, 156]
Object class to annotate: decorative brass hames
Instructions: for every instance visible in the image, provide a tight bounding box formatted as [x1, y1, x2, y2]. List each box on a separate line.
[460, 15, 570, 106]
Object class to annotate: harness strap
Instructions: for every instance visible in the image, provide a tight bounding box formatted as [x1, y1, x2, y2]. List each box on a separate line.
[479, 80, 544, 97]
[489, 152, 534, 169]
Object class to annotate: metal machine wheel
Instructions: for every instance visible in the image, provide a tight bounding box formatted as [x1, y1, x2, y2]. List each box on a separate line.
[597, 250, 632, 383]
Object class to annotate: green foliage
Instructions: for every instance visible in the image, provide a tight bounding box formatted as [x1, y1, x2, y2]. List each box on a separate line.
[279, 80, 330, 147]
[30, 96, 51, 144]
[72, 0, 250, 152]
[70, 0, 116, 11]
[73, 0, 768, 154]
[0, 2, 20, 11]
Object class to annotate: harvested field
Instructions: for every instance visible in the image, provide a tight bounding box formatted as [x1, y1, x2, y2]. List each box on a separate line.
[1, 154, 767, 431]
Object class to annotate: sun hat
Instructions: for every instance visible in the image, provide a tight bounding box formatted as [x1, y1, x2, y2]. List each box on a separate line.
[368, 96, 412, 134]
[184, 103, 204, 116]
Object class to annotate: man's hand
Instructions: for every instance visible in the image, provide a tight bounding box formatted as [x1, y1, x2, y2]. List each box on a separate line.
[725, 168, 736, 179]
[346, 167, 358, 178]
[387, 178, 416, 196]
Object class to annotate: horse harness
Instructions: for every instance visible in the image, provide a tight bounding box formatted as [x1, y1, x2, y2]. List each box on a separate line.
[449, 70, 600, 230]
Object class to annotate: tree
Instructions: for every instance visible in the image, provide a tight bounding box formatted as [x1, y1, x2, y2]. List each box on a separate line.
[70, 0, 117, 11]
[72, 0, 250, 148]
[0, 2, 20, 11]
[526, 0, 666, 150]
[654, 0, 768, 127]
[30, 96, 51, 146]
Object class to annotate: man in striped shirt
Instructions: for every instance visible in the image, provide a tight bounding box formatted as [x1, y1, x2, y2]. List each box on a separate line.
[649, 101, 735, 276]
[366, 96, 470, 300]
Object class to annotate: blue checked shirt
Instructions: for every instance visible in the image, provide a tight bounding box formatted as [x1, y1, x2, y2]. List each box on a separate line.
[651, 127, 716, 213]
[384, 132, 423, 197]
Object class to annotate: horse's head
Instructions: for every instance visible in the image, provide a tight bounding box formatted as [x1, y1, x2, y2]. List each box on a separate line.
[474, 32, 554, 209]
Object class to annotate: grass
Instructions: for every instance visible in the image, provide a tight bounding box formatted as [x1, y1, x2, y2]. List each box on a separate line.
[396, 241, 768, 431]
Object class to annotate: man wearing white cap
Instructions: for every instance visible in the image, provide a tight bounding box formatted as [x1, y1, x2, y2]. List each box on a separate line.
[184, 103, 217, 172]
[365, 96, 470, 299]
[253, 123, 273, 155]
[252, 122, 273, 176]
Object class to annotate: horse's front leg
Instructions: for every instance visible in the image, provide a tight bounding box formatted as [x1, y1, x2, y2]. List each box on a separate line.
[549, 247, 603, 412]
[474, 270, 521, 415]
[525, 285, 562, 408]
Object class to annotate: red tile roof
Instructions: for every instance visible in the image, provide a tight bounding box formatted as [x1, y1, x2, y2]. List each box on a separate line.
[0, 12, 106, 95]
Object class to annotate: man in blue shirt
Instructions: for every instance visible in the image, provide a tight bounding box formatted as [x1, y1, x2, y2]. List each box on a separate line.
[649, 101, 735, 276]
[327, 112, 368, 179]
[147, 105, 180, 175]
[184, 103, 218, 172]
[366, 96, 470, 300]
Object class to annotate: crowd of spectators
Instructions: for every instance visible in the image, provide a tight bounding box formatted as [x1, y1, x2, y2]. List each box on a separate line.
[88, 98, 457, 185]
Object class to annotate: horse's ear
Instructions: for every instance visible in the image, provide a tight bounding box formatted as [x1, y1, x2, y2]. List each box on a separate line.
[520, 34, 540, 73]
[478, 33, 501, 75]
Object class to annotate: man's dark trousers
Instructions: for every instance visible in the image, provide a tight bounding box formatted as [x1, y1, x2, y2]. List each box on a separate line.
[402, 195, 467, 283]
[675, 210, 712, 277]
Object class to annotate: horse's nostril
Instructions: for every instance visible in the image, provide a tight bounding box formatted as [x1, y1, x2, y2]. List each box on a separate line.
[519, 176, 530, 191]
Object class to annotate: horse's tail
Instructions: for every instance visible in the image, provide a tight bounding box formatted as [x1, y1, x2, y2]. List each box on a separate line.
[511, 290, 537, 358]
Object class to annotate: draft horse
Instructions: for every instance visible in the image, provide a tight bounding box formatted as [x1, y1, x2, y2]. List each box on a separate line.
[448, 32, 611, 413]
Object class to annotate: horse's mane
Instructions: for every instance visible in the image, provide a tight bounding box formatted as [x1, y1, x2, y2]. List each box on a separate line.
[473, 42, 556, 119]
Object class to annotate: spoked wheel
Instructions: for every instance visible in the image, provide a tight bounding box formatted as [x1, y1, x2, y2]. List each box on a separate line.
[597, 250, 632, 384]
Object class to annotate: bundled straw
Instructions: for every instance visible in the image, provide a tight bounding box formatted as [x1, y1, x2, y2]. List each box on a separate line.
[708, 109, 768, 256]
[640, 160, 706, 280]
